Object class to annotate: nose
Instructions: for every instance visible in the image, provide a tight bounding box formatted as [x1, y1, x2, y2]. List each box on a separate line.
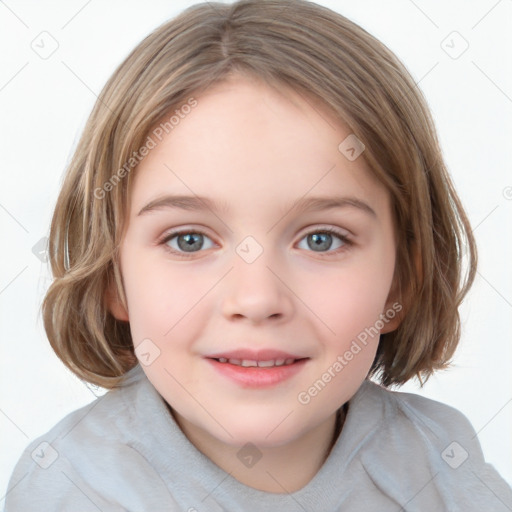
[221, 248, 294, 325]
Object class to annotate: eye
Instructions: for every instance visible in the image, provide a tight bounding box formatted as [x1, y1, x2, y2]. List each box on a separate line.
[296, 228, 352, 256]
[159, 226, 352, 259]
[160, 229, 215, 258]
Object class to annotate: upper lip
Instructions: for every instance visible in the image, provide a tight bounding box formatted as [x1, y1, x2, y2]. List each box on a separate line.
[205, 349, 308, 361]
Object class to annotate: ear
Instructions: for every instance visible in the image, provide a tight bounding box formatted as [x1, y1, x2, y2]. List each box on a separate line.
[380, 292, 402, 334]
[104, 281, 129, 322]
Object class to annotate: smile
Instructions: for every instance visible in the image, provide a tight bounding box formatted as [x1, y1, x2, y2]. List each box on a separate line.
[206, 356, 309, 388]
[214, 357, 299, 367]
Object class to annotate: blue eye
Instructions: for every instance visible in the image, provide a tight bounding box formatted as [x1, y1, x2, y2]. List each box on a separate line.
[161, 231, 215, 256]
[297, 229, 350, 254]
[160, 227, 352, 259]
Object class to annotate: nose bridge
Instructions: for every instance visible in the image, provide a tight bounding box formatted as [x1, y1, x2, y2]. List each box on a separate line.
[220, 234, 293, 322]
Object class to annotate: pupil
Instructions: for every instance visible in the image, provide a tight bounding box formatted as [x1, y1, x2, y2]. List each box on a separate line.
[309, 233, 332, 252]
[178, 233, 202, 252]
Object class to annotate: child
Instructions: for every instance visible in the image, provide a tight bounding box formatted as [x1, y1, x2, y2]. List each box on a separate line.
[5, 0, 512, 510]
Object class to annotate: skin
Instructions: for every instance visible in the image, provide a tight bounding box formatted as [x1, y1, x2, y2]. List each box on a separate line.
[108, 74, 401, 493]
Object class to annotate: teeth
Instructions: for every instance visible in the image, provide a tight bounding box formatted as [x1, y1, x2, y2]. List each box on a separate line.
[215, 357, 298, 368]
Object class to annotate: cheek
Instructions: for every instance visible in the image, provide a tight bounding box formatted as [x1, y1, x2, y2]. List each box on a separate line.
[120, 247, 212, 349]
[303, 259, 395, 343]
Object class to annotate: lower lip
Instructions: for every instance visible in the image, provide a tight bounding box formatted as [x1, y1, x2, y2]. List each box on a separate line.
[206, 358, 308, 388]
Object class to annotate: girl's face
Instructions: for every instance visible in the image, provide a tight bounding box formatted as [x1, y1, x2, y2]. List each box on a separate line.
[112, 75, 399, 448]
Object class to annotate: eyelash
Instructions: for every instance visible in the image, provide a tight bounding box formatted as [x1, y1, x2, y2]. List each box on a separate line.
[158, 227, 353, 259]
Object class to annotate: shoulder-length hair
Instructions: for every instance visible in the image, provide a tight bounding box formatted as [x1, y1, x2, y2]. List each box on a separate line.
[43, 0, 477, 389]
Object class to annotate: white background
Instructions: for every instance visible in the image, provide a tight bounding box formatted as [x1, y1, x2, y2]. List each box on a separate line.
[1, 0, 511, 502]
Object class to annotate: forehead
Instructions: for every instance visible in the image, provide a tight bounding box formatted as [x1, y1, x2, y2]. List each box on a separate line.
[128, 76, 389, 220]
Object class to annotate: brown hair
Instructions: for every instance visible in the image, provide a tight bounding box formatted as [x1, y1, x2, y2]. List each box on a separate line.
[42, 0, 477, 389]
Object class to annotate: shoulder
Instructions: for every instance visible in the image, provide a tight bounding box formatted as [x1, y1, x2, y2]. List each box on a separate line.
[356, 379, 485, 465]
[350, 379, 481, 449]
[17, 373, 140, 454]
[350, 379, 512, 510]
[4, 366, 160, 511]
[367, 380, 480, 444]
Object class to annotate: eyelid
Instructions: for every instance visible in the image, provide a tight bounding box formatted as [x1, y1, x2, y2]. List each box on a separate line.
[297, 223, 351, 238]
[157, 226, 217, 251]
[158, 223, 352, 241]
[158, 224, 354, 258]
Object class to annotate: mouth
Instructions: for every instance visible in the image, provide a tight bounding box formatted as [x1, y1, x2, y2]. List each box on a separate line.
[204, 350, 310, 387]
[211, 357, 307, 368]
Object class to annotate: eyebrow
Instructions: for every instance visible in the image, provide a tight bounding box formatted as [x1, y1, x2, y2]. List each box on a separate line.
[137, 194, 376, 218]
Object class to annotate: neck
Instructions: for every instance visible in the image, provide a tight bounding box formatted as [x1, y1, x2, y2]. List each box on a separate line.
[169, 405, 347, 493]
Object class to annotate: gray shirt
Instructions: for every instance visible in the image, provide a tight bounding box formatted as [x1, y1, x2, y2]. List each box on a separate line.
[5, 364, 512, 511]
